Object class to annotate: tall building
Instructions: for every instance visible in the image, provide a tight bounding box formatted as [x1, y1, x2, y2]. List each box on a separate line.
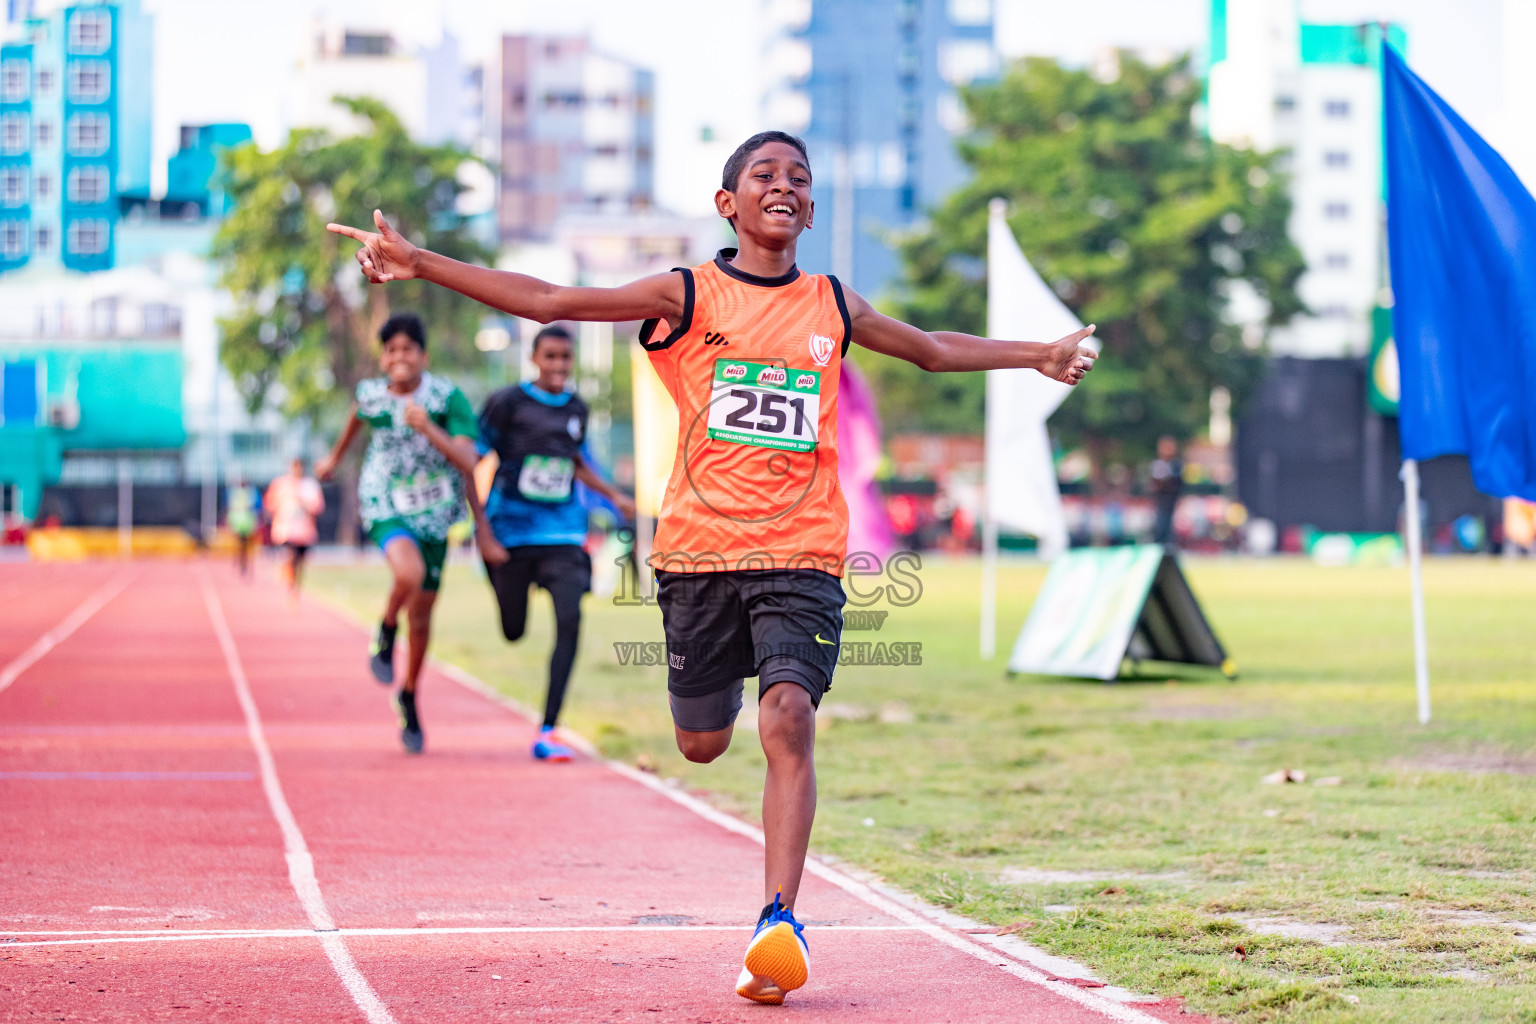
[1205, 0, 1406, 357]
[761, 0, 996, 295]
[486, 35, 655, 244]
[290, 22, 475, 148]
[0, 0, 152, 274]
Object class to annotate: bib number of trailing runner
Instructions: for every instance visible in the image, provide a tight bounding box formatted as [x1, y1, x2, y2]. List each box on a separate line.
[390, 471, 455, 517]
[517, 455, 575, 502]
[706, 359, 820, 453]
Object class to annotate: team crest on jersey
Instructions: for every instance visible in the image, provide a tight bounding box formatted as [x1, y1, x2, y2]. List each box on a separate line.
[567, 415, 582, 440]
[808, 333, 836, 366]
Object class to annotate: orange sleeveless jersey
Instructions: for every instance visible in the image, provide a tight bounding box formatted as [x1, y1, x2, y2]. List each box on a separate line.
[640, 249, 853, 576]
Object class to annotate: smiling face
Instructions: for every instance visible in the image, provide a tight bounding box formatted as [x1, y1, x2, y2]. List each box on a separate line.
[716, 141, 814, 247]
[531, 334, 573, 393]
[379, 332, 427, 391]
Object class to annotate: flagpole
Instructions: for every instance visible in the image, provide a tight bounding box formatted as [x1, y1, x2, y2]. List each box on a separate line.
[980, 501, 998, 660]
[1401, 459, 1431, 723]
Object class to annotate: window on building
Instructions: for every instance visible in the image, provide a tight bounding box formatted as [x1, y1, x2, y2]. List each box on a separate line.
[1, 59, 29, 102]
[66, 218, 108, 255]
[35, 120, 52, 146]
[34, 173, 50, 200]
[0, 219, 27, 257]
[67, 60, 110, 103]
[67, 165, 109, 204]
[34, 224, 50, 253]
[66, 113, 109, 156]
[1275, 95, 1297, 114]
[1324, 99, 1351, 118]
[1324, 201, 1350, 220]
[1324, 150, 1350, 168]
[948, 0, 992, 25]
[342, 33, 391, 56]
[68, 9, 111, 55]
[0, 114, 28, 155]
[1, 167, 26, 205]
[35, 68, 52, 95]
[1323, 251, 1350, 269]
[938, 40, 995, 86]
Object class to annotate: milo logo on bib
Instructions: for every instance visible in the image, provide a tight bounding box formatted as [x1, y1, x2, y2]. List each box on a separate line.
[706, 358, 821, 454]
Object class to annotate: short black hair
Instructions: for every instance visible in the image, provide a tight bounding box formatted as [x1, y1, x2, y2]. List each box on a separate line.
[532, 324, 574, 353]
[721, 131, 811, 192]
[378, 311, 426, 350]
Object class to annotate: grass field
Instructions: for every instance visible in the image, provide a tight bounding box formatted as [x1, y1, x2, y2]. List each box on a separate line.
[311, 553, 1536, 1023]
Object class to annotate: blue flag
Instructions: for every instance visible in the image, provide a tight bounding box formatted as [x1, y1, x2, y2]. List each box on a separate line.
[1384, 44, 1536, 500]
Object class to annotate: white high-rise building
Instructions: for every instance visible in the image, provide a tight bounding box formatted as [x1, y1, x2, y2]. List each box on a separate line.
[1206, 0, 1404, 357]
[289, 22, 477, 148]
[482, 35, 655, 244]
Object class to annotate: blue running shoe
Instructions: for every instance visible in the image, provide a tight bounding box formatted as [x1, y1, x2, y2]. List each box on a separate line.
[395, 689, 423, 754]
[736, 891, 809, 1004]
[369, 622, 396, 685]
[531, 726, 574, 762]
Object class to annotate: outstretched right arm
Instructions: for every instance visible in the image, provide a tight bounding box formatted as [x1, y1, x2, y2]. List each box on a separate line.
[327, 211, 685, 325]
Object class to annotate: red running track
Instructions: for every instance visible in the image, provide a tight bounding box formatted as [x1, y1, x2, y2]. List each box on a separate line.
[1, 561, 1203, 1023]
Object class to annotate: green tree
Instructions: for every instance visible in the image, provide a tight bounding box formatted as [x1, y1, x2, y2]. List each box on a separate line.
[867, 51, 1304, 467]
[213, 97, 492, 537]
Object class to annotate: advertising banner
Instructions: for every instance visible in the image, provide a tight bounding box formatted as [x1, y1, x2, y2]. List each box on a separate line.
[1007, 544, 1233, 681]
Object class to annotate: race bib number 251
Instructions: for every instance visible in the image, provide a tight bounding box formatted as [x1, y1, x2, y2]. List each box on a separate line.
[706, 360, 820, 453]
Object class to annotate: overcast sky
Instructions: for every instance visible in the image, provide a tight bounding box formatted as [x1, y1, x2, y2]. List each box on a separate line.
[143, 0, 1506, 214]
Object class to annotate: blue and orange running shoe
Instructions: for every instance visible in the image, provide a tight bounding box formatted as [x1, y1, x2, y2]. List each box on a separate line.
[736, 891, 809, 1004]
[531, 726, 574, 762]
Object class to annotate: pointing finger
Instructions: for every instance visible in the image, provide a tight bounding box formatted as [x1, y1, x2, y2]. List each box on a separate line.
[326, 222, 372, 242]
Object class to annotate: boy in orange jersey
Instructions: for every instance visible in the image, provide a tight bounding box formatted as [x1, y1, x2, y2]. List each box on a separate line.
[328, 131, 1097, 1005]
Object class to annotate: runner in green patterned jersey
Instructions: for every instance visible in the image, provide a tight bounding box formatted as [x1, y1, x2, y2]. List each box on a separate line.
[317, 312, 508, 754]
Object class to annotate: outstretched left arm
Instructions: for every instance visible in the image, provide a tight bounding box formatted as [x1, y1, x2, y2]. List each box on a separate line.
[844, 288, 1098, 384]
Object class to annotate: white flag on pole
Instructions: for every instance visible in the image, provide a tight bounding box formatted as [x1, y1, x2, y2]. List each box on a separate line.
[984, 198, 1092, 558]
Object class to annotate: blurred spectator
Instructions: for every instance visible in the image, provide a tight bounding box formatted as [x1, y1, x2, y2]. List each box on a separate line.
[1149, 436, 1184, 547]
[1505, 497, 1536, 558]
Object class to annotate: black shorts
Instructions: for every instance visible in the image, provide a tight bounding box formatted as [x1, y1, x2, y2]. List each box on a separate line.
[656, 568, 845, 731]
[494, 544, 592, 594]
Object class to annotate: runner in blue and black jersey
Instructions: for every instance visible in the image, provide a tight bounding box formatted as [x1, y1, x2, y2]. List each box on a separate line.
[477, 325, 635, 761]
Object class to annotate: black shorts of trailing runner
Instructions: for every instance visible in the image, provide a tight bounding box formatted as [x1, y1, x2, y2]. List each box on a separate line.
[485, 544, 593, 597]
[655, 567, 845, 701]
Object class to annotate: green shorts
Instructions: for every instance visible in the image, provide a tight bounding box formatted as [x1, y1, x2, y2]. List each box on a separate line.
[367, 519, 449, 592]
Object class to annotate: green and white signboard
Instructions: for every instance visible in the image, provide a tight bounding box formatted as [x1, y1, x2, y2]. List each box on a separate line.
[1008, 544, 1234, 681]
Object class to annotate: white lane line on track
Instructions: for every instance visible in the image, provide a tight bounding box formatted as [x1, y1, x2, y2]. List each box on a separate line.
[200, 574, 396, 1024]
[608, 763, 1168, 1022]
[3, 925, 921, 948]
[320, 592, 1168, 1021]
[0, 573, 132, 695]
